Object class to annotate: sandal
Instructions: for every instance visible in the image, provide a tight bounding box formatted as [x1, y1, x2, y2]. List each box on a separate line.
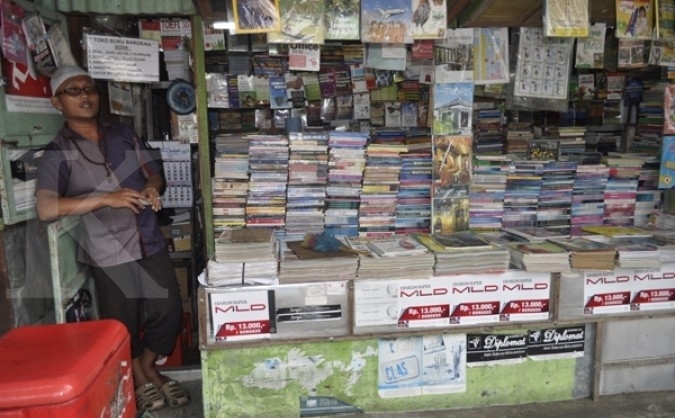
[159, 380, 191, 408]
[135, 383, 166, 411]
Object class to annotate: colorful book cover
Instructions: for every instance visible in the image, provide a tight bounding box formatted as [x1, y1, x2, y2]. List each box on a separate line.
[401, 102, 418, 127]
[237, 75, 257, 108]
[138, 19, 162, 42]
[1, 1, 27, 65]
[253, 75, 270, 106]
[659, 136, 675, 187]
[432, 134, 473, 188]
[370, 102, 385, 126]
[575, 23, 607, 69]
[664, 85, 675, 134]
[543, 0, 590, 37]
[269, 75, 290, 109]
[288, 44, 321, 71]
[350, 64, 369, 93]
[412, 0, 446, 40]
[159, 18, 190, 51]
[432, 82, 474, 135]
[648, 39, 675, 65]
[431, 191, 470, 234]
[285, 73, 306, 107]
[365, 43, 407, 71]
[617, 38, 649, 69]
[226, 74, 240, 108]
[203, 21, 226, 51]
[411, 40, 434, 59]
[336, 95, 354, 119]
[473, 27, 510, 85]
[360, 0, 413, 44]
[334, 65, 353, 96]
[318, 68, 337, 97]
[656, 0, 675, 39]
[616, 0, 655, 39]
[22, 12, 57, 77]
[384, 101, 402, 127]
[267, 0, 325, 44]
[353, 92, 371, 119]
[232, 0, 281, 34]
[434, 28, 474, 83]
[325, 0, 360, 40]
[300, 72, 321, 101]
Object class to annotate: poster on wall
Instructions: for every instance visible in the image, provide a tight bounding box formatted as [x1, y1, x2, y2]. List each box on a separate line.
[85, 34, 160, 82]
[378, 334, 466, 398]
[514, 27, 573, 100]
[615, 0, 655, 39]
[232, 0, 282, 34]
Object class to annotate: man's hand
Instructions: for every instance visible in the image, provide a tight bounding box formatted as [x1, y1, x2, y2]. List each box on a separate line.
[141, 186, 162, 212]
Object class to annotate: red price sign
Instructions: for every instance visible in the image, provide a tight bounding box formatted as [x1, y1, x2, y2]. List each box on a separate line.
[632, 288, 675, 304]
[501, 299, 549, 314]
[216, 320, 271, 340]
[398, 304, 449, 321]
[451, 301, 500, 317]
[585, 291, 630, 307]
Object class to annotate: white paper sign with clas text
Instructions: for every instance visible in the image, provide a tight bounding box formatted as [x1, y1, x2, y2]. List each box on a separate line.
[85, 34, 160, 83]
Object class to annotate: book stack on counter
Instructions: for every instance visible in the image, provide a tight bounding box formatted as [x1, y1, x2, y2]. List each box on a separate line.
[537, 161, 577, 229]
[246, 134, 289, 228]
[469, 155, 511, 230]
[396, 133, 433, 234]
[504, 122, 533, 156]
[285, 132, 329, 234]
[208, 228, 278, 286]
[554, 126, 586, 162]
[502, 161, 544, 228]
[546, 236, 616, 270]
[472, 103, 505, 155]
[343, 235, 435, 280]
[633, 153, 662, 227]
[570, 164, 609, 235]
[324, 131, 368, 237]
[634, 80, 668, 154]
[277, 239, 358, 283]
[581, 225, 660, 268]
[359, 136, 406, 237]
[602, 154, 642, 226]
[414, 231, 510, 275]
[505, 241, 571, 272]
[502, 225, 570, 242]
[211, 134, 250, 232]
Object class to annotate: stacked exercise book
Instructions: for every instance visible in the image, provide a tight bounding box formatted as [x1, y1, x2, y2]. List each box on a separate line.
[211, 134, 250, 232]
[414, 231, 510, 275]
[277, 236, 359, 283]
[581, 225, 660, 268]
[324, 131, 368, 237]
[285, 132, 329, 234]
[545, 236, 616, 270]
[505, 241, 571, 272]
[208, 228, 278, 286]
[246, 134, 289, 228]
[343, 234, 435, 280]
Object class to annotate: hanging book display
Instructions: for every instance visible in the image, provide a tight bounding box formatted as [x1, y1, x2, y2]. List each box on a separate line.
[656, 0, 675, 39]
[324, 0, 360, 40]
[473, 27, 510, 85]
[575, 23, 607, 69]
[411, 0, 447, 40]
[360, 0, 414, 44]
[232, 0, 282, 34]
[615, 0, 655, 39]
[543, 0, 590, 37]
[267, 0, 325, 44]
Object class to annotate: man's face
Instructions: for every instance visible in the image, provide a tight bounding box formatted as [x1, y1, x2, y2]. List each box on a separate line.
[50, 75, 99, 120]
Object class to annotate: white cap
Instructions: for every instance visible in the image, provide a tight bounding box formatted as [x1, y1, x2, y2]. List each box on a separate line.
[50, 65, 91, 96]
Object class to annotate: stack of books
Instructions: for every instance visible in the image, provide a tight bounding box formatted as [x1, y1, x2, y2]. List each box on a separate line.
[208, 228, 278, 286]
[285, 132, 329, 234]
[570, 164, 609, 235]
[602, 154, 642, 226]
[415, 231, 510, 274]
[610, 237, 661, 269]
[502, 226, 570, 242]
[343, 235, 435, 280]
[324, 131, 368, 237]
[502, 161, 543, 228]
[537, 161, 577, 228]
[469, 155, 510, 230]
[506, 241, 570, 272]
[546, 236, 616, 270]
[246, 134, 289, 228]
[277, 239, 359, 283]
[396, 134, 432, 234]
[211, 134, 250, 232]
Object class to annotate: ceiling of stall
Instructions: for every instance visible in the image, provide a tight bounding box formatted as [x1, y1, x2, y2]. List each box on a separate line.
[192, 0, 617, 28]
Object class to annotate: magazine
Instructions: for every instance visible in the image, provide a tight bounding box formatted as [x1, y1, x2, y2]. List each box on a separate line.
[267, 0, 325, 44]
[659, 136, 675, 187]
[411, 0, 446, 40]
[360, 0, 413, 44]
[22, 12, 57, 77]
[473, 27, 510, 85]
[1, 0, 27, 65]
[431, 82, 474, 135]
[616, 0, 654, 39]
[434, 28, 474, 83]
[543, 0, 589, 37]
[232, 0, 281, 34]
[269, 75, 290, 109]
[575, 23, 607, 69]
[324, 0, 360, 40]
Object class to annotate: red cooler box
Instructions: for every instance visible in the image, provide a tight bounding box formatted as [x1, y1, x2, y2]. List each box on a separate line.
[0, 319, 136, 418]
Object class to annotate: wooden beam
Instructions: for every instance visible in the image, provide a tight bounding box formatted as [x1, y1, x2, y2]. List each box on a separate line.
[456, 0, 498, 28]
[447, 0, 472, 28]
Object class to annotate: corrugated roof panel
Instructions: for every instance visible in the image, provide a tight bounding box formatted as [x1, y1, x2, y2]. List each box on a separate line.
[36, 0, 196, 15]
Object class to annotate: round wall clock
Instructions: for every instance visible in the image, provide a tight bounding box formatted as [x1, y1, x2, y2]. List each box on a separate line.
[166, 79, 196, 115]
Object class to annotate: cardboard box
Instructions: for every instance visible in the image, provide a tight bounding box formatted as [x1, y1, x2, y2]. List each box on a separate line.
[175, 266, 190, 299]
[172, 235, 191, 251]
[161, 223, 192, 239]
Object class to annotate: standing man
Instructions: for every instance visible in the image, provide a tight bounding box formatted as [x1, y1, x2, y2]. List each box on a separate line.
[36, 65, 190, 412]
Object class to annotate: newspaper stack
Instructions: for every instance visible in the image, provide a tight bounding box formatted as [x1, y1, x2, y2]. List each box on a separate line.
[344, 235, 435, 280]
[208, 228, 278, 286]
[609, 237, 661, 269]
[414, 232, 510, 275]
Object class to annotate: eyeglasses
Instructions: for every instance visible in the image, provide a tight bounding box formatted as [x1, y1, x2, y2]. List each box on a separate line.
[55, 86, 99, 97]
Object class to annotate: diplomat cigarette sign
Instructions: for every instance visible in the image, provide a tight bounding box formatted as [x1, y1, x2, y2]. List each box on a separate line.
[85, 34, 160, 83]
